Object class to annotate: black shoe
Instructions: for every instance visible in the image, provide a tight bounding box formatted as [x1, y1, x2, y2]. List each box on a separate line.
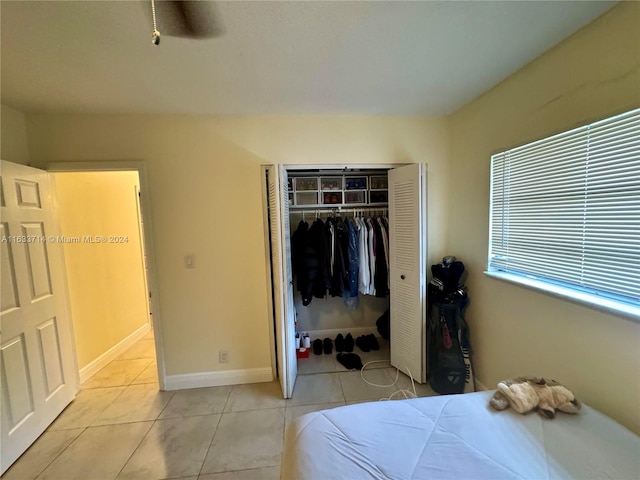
[344, 333, 354, 352]
[356, 335, 370, 352]
[312, 339, 323, 355]
[368, 334, 380, 351]
[336, 353, 363, 370]
[335, 334, 345, 353]
[323, 338, 333, 354]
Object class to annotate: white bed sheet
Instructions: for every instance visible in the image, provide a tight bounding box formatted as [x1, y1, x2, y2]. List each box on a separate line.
[282, 391, 639, 480]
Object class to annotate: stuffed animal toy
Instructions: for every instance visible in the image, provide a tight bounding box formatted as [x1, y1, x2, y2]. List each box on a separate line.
[490, 377, 581, 418]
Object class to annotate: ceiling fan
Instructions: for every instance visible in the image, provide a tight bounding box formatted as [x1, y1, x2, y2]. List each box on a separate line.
[150, 0, 224, 45]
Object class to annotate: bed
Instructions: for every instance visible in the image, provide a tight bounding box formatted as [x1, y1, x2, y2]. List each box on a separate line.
[281, 391, 639, 479]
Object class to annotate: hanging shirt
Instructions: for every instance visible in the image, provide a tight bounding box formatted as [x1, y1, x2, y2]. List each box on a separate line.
[344, 218, 360, 310]
[378, 216, 390, 290]
[367, 217, 376, 295]
[357, 217, 370, 294]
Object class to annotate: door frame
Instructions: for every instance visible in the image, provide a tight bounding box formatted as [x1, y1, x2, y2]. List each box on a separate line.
[39, 160, 167, 390]
[262, 162, 408, 390]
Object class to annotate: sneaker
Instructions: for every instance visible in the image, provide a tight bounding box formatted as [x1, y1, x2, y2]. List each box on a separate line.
[356, 335, 370, 352]
[312, 339, 323, 355]
[323, 338, 333, 354]
[344, 333, 354, 352]
[368, 334, 380, 351]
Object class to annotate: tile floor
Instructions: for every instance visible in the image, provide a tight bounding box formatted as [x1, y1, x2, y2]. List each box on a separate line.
[3, 334, 436, 480]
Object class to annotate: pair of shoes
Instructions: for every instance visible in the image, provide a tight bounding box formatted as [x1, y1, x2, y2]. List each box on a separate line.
[336, 352, 363, 370]
[313, 338, 334, 355]
[356, 334, 380, 352]
[323, 338, 332, 354]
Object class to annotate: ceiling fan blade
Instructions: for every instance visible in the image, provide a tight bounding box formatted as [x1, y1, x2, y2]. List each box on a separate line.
[155, 0, 224, 39]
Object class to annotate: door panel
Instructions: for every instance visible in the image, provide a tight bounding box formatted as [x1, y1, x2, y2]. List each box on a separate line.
[1, 161, 77, 474]
[389, 163, 427, 383]
[279, 166, 297, 397]
[37, 318, 65, 396]
[266, 165, 297, 399]
[267, 166, 288, 397]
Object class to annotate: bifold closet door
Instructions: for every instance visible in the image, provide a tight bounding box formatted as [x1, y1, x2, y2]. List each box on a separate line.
[266, 165, 297, 399]
[389, 163, 428, 383]
[1, 161, 77, 474]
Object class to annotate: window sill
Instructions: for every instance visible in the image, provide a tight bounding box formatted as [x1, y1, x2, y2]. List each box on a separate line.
[483, 271, 640, 323]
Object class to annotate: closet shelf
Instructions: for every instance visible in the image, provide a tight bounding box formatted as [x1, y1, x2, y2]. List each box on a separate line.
[289, 173, 388, 209]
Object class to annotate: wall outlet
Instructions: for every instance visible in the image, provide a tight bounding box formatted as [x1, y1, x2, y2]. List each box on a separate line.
[219, 350, 229, 364]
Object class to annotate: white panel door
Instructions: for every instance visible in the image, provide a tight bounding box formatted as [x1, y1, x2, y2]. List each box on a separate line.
[389, 163, 428, 383]
[266, 166, 297, 398]
[1, 161, 77, 474]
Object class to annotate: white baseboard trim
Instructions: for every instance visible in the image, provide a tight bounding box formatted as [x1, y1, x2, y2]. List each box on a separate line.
[305, 327, 379, 342]
[164, 367, 274, 391]
[474, 379, 489, 391]
[79, 323, 151, 384]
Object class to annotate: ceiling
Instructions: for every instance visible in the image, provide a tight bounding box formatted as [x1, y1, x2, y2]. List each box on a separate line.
[1, 1, 615, 116]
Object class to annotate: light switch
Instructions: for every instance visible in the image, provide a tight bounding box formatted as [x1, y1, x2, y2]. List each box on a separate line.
[184, 255, 195, 268]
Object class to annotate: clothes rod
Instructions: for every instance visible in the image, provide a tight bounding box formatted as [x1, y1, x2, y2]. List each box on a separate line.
[289, 207, 388, 217]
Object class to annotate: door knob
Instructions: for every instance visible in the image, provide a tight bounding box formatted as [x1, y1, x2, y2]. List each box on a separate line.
[400, 275, 405, 280]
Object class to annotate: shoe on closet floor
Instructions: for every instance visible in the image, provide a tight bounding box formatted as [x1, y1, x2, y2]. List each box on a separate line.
[313, 339, 323, 355]
[344, 333, 355, 352]
[335, 334, 345, 352]
[367, 334, 380, 351]
[355, 335, 370, 352]
[323, 338, 333, 354]
[336, 353, 363, 371]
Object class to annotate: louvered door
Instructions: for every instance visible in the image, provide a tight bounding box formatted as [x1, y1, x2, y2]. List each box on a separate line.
[389, 163, 427, 383]
[266, 166, 297, 398]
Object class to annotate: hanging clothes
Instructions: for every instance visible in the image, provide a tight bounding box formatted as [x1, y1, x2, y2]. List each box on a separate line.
[291, 219, 322, 306]
[357, 217, 370, 295]
[308, 218, 329, 300]
[291, 210, 390, 306]
[372, 217, 388, 297]
[366, 217, 376, 295]
[344, 218, 360, 310]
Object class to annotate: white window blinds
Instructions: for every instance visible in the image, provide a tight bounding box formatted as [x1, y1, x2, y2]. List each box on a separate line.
[489, 108, 640, 309]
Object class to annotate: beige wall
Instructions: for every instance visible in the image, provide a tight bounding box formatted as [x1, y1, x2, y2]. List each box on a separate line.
[1, 104, 30, 165]
[448, 2, 640, 434]
[54, 171, 149, 370]
[26, 116, 449, 376]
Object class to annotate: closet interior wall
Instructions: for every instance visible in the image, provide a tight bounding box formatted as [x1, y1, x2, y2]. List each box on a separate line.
[287, 168, 391, 340]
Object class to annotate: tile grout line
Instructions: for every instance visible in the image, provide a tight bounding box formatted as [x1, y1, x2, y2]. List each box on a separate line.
[30, 427, 87, 480]
[196, 385, 233, 477]
[197, 405, 225, 477]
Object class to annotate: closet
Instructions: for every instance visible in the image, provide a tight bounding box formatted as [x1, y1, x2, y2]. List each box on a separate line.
[265, 164, 428, 399]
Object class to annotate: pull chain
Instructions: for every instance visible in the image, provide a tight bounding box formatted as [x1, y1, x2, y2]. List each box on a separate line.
[151, 0, 161, 45]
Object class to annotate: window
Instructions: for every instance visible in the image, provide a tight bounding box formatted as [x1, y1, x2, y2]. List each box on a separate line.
[488, 108, 640, 318]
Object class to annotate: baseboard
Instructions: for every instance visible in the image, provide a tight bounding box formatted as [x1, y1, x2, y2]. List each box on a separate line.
[164, 367, 274, 391]
[306, 327, 378, 341]
[474, 379, 489, 391]
[79, 323, 151, 383]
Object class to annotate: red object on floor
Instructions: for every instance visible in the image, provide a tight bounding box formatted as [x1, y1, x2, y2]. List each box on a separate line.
[296, 348, 309, 359]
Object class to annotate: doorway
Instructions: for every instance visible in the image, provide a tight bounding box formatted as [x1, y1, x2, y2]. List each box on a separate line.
[263, 163, 429, 400]
[45, 161, 166, 390]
